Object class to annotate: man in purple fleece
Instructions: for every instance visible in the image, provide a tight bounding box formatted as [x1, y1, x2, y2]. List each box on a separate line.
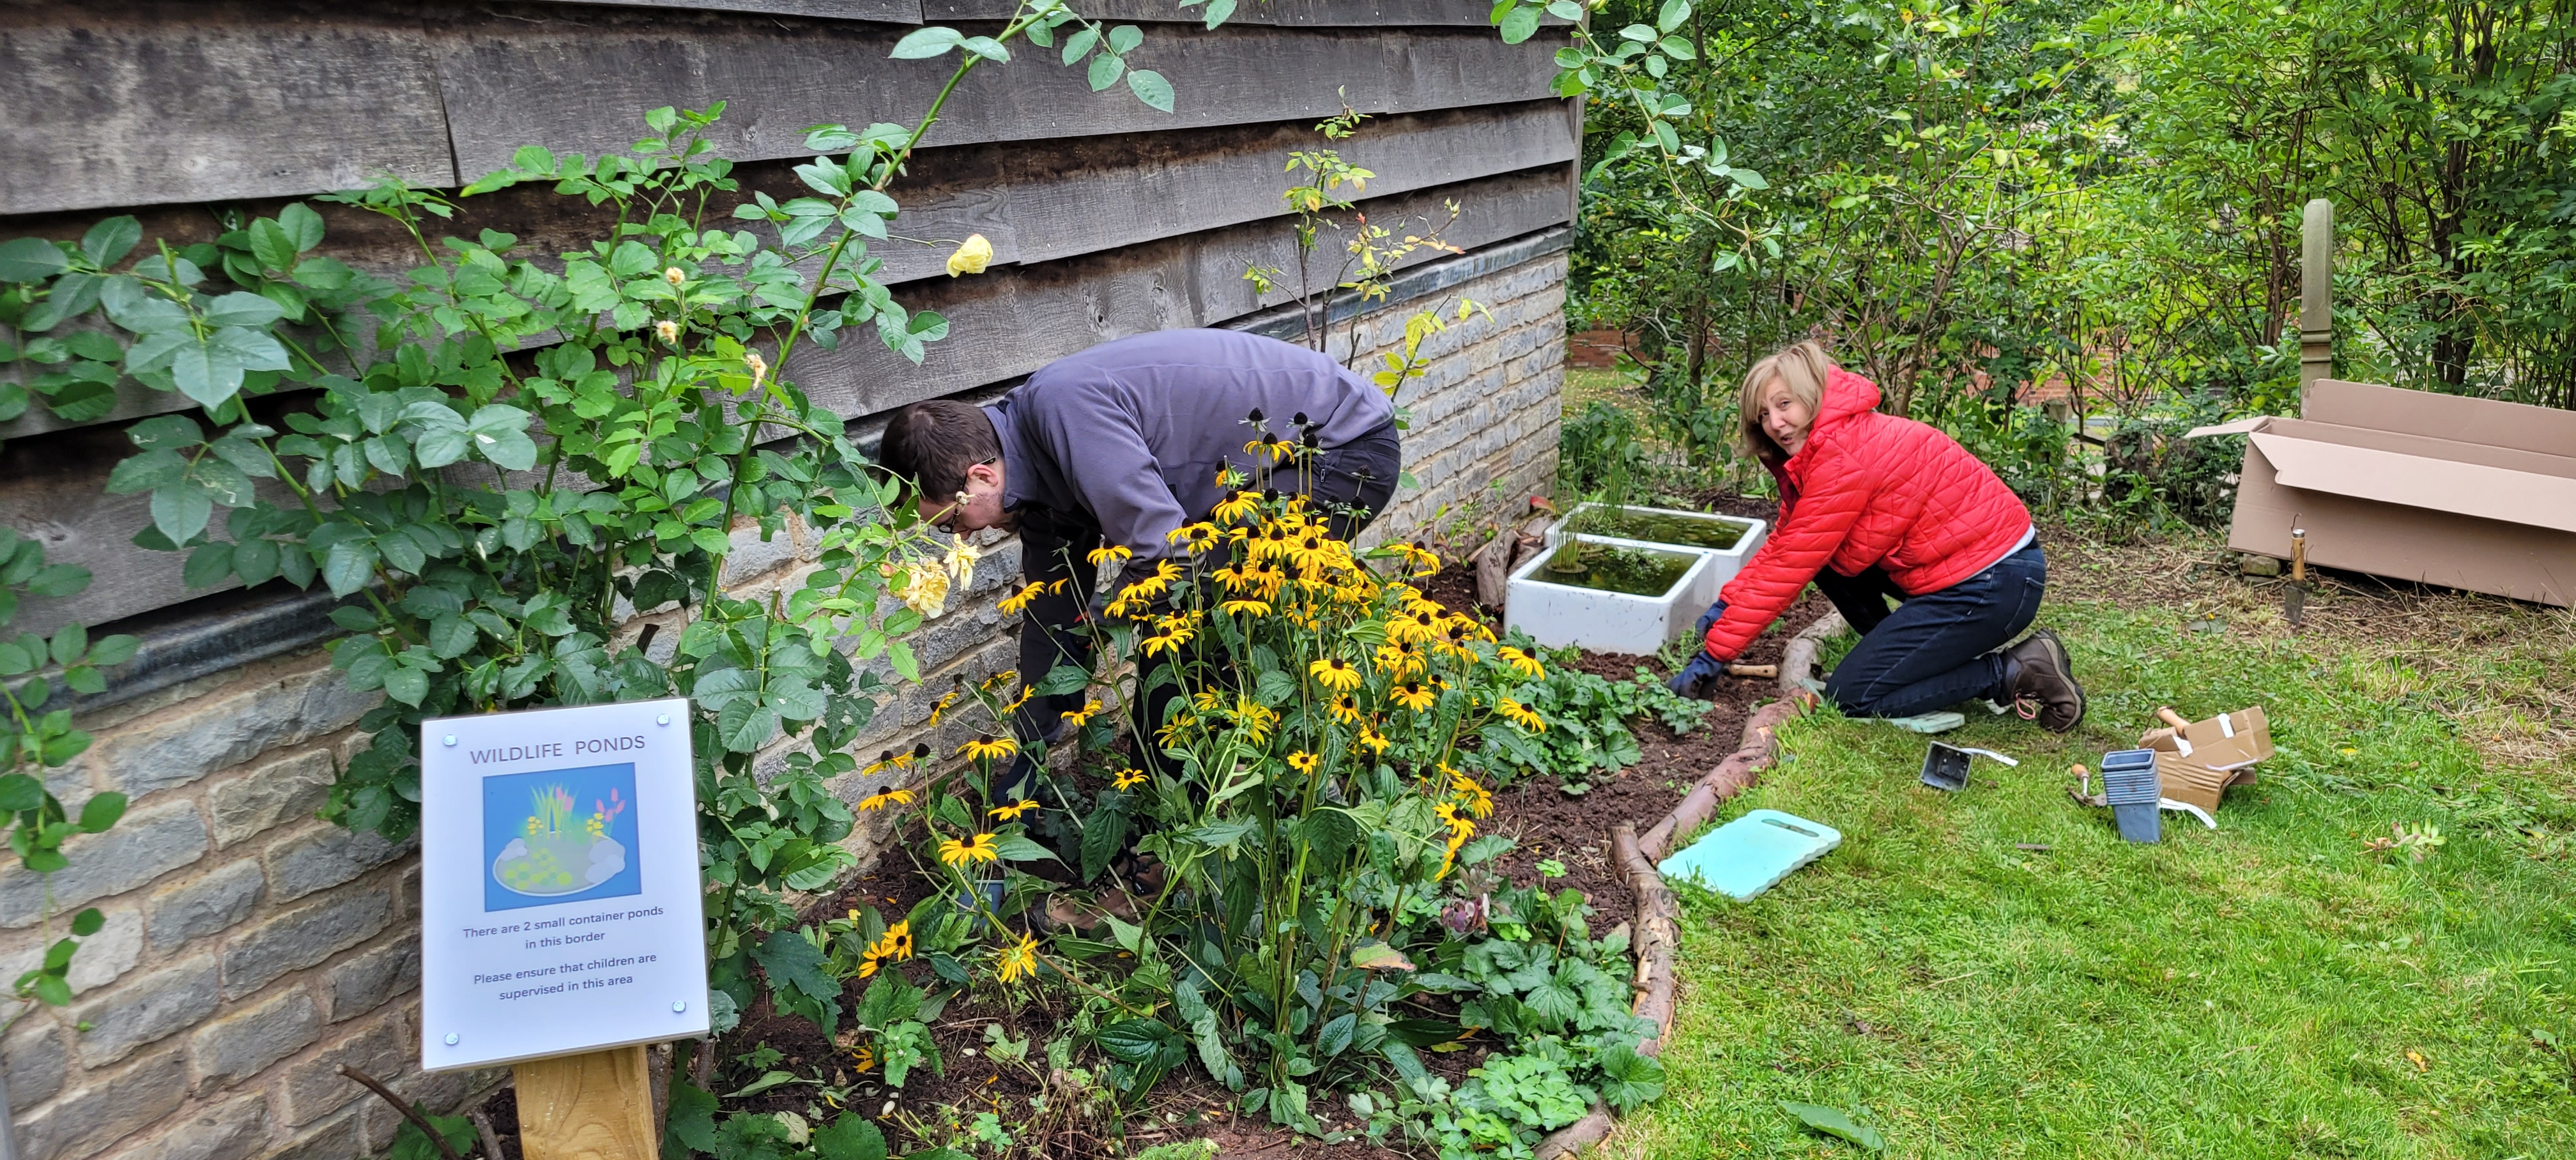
[878, 328, 1404, 793]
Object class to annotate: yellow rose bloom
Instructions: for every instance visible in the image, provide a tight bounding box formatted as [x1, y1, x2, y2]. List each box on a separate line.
[945, 233, 994, 277]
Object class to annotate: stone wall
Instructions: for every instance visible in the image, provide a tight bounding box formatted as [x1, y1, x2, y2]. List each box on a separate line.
[0, 242, 1563, 1160]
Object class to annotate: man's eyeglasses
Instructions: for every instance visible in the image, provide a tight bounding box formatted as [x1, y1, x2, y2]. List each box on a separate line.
[930, 459, 998, 534]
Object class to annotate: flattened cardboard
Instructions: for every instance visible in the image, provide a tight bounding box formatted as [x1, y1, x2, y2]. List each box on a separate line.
[2188, 379, 2576, 607]
[2141, 707, 2271, 818]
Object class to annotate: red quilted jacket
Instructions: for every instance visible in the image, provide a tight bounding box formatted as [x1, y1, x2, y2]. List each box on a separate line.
[1703, 367, 2031, 660]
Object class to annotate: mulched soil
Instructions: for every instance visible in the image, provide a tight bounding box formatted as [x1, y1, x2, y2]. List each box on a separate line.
[468, 498, 1808, 1160]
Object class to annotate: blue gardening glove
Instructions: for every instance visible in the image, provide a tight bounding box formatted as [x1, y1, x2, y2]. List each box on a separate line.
[1694, 599, 1729, 639]
[1667, 649, 1727, 700]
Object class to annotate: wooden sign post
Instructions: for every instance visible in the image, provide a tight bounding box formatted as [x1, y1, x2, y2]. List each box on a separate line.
[516, 1046, 661, 1160]
[417, 698, 709, 1160]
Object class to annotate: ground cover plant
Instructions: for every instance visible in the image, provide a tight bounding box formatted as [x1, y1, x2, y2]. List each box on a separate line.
[1614, 586, 2576, 1157]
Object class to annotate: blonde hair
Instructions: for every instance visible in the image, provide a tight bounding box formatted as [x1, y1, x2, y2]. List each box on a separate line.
[1738, 340, 1833, 464]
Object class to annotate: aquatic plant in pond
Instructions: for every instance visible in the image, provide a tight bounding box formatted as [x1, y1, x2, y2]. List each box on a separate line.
[1538, 540, 1694, 597]
[1584, 508, 1749, 551]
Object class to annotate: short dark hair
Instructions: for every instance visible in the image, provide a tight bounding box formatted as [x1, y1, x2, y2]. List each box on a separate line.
[879, 399, 1001, 508]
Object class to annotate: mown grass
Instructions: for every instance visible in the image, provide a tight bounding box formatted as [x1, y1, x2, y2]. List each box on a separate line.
[1611, 598, 2576, 1159]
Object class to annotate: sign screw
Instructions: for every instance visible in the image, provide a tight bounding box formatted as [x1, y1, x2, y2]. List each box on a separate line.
[442, 734, 457, 746]
[444, 1033, 460, 1046]
[672, 1000, 689, 1013]
[657, 714, 671, 727]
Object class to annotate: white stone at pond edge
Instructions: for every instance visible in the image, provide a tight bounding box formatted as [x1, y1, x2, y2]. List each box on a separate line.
[1503, 537, 1715, 655]
[1546, 503, 1769, 614]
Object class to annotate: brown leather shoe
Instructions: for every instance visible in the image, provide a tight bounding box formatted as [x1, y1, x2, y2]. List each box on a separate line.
[2006, 629, 2085, 732]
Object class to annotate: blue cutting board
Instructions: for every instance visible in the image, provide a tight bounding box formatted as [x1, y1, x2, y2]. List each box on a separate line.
[1657, 809, 1843, 901]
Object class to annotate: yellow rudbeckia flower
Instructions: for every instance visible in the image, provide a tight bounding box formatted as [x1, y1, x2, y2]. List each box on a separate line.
[938, 832, 999, 866]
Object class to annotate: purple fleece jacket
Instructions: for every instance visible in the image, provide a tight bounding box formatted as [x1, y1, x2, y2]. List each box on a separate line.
[985, 329, 1395, 560]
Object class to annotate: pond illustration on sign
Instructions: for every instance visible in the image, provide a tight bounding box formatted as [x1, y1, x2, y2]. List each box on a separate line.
[482, 763, 643, 912]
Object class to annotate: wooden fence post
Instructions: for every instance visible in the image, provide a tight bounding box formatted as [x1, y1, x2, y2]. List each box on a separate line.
[516, 1044, 661, 1160]
[2300, 197, 2334, 399]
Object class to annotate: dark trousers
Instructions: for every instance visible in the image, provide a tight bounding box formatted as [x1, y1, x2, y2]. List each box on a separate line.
[1815, 545, 2045, 719]
[1009, 425, 1402, 784]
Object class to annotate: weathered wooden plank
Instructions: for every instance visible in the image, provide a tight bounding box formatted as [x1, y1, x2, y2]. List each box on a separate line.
[924, 0, 1499, 24]
[428, 10, 1552, 181]
[6, 167, 1566, 635]
[0, 2, 459, 216]
[551, 0, 923, 21]
[0, 102, 1570, 441]
[788, 165, 1574, 418]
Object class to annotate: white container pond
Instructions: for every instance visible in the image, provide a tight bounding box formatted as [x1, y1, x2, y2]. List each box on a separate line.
[1546, 503, 1768, 612]
[1503, 535, 1715, 655]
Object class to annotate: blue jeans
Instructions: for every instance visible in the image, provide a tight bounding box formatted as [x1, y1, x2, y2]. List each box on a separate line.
[1816, 546, 2045, 719]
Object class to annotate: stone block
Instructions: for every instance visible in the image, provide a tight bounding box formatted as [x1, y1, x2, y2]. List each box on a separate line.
[4, 1014, 71, 1107]
[147, 859, 264, 952]
[0, 800, 207, 927]
[10, 1046, 188, 1160]
[263, 825, 411, 904]
[206, 749, 335, 850]
[259, 1109, 358, 1160]
[219, 888, 390, 1001]
[80, 662, 378, 802]
[100, 1094, 267, 1160]
[279, 1016, 406, 1126]
[0, 904, 143, 996]
[323, 933, 418, 1023]
[191, 985, 320, 1090]
[70, 954, 219, 1067]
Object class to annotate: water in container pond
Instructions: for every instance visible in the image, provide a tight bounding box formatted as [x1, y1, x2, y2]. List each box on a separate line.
[1578, 507, 1749, 550]
[1538, 540, 1694, 597]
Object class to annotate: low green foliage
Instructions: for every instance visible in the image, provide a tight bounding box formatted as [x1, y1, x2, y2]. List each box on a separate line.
[1623, 600, 2576, 1157]
[0, 531, 134, 1014]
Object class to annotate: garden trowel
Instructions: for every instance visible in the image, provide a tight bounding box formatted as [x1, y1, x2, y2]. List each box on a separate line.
[2283, 528, 2308, 625]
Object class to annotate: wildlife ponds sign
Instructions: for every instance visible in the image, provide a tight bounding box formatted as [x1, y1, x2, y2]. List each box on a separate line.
[418, 697, 710, 1071]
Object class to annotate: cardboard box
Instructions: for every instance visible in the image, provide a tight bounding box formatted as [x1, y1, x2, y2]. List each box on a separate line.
[2140, 707, 2273, 823]
[2187, 379, 2576, 607]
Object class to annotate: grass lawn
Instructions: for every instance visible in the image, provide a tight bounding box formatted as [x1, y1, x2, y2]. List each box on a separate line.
[1610, 580, 2576, 1158]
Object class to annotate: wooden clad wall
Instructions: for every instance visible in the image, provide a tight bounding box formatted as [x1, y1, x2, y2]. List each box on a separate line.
[0, 0, 1573, 666]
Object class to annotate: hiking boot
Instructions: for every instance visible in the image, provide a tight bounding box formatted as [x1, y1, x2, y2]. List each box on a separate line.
[2004, 629, 2086, 732]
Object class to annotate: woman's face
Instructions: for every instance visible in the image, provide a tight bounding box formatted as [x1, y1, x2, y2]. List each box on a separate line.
[1759, 378, 1816, 457]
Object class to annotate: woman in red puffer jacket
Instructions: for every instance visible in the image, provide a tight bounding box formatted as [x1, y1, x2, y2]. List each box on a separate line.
[1666, 341, 2087, 730]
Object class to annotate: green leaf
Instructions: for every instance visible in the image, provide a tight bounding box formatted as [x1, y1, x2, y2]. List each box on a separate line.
[1107, 24, 1144, 53]
[663, 1081, 718, 1155]
[1315, 1013, 1355, 1057]
[889, 26, 964, 59]
[0, 773, 42, 813]
[80, 218, 142, 267]
[1088, 52, 1126, 91]
[1658, 0, 1692, 31]
[1126, 69, 1175, 114]
[27, 563, 88, 599]
[70, 907, 105, 936]
[200, 291, 284, 328]
[1061, 25, 1100, 65]
[1384, 1018, 1465, 1048]
[1780, 1102, 1886, 1151]
[993, 834, 1061, 864]
[1094, 1019, 1177, 1065]
[383, 666, 429, 706]
[1659, 34, 1696, 59]
[77, 791, 127, 833]
[86, 634, 139, 667]
[0, 238, 70, 283]
[275, 202, 325, 252]
[1498, 3, 1542, 43]
[753, 929, 841, 1005]
[151, 485, 215, 545]
[813, 1115, 887, 1160]
[958, 36, 1011, 62]
[323, 540, 376, 597]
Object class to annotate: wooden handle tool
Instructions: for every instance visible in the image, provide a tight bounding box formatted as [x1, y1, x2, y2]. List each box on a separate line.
[1725, 663, 1779, 678]
[2156, 706, 2192, 731]
[2285, 527, 2309, 625]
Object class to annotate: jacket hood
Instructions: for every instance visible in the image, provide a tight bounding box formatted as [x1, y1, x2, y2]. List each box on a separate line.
[1810, 367, 1883, 439]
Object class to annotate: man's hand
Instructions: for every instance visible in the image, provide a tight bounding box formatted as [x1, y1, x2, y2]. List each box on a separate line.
[1667, 650, 1728, 700]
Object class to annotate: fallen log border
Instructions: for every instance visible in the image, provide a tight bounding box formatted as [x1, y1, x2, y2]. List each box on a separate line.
[1532, 609, 1847, 1158]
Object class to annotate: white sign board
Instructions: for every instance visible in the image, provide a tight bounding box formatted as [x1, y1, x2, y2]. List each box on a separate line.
[418, 696, 710, 1071]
